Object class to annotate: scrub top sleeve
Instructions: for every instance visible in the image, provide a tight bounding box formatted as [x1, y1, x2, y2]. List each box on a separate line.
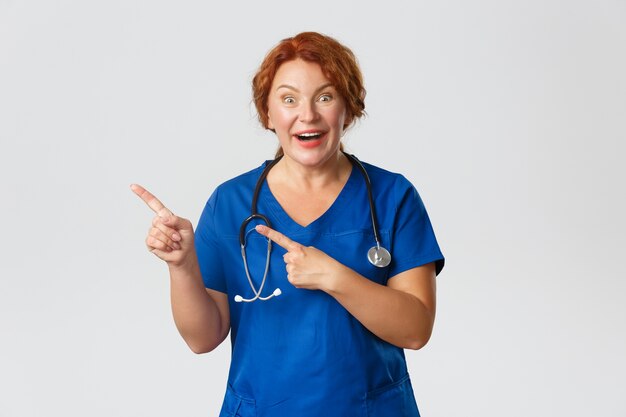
[388, 176, 445, 278]
[194, 189, 227, 293]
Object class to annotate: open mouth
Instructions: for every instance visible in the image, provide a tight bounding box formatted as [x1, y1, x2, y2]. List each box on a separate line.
[295, 132, 324, 141]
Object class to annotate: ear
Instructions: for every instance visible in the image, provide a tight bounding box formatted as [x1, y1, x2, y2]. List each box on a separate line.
[343, 112, 354, 130]
[267, 112, 274, 130]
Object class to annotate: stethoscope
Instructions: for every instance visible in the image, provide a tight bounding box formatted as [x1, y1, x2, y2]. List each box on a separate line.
[235, 152, 391, 303]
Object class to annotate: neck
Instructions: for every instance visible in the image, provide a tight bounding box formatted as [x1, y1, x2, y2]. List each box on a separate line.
[272, 151, 351, 190]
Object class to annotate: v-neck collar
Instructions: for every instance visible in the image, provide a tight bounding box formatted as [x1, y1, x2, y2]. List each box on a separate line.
[259, 161, 358, 235]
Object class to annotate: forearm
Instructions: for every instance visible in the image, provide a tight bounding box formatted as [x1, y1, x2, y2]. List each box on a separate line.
[168, 258, 225, 353]
[326, 268, 434, 350]
[254, 225, 436, 349]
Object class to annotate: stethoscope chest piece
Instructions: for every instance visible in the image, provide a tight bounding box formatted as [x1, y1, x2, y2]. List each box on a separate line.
[368, 246, 391, 268]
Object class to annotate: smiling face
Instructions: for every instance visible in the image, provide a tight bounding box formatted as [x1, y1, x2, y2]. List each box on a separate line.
[267, 59, 350, 169]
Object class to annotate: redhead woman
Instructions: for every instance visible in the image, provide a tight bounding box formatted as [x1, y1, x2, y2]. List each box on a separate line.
[132, 32, 444, 417]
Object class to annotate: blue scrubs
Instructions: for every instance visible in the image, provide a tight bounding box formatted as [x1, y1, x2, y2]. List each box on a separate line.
[195, 159, 444, 417]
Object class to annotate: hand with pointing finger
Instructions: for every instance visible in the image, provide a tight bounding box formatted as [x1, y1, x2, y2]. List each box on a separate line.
[255, 224, 347, 292]
[130, 184, 196, 269]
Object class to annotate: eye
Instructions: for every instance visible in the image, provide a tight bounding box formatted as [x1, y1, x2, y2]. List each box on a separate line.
[283, 96, 296, 104]
[318, 94, 333, 102]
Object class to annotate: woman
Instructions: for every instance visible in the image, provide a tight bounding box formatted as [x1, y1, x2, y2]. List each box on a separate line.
[131, 32, 444, 417]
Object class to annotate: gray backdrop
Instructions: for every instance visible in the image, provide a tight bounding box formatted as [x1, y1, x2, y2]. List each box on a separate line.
[1, 0, 625, 416]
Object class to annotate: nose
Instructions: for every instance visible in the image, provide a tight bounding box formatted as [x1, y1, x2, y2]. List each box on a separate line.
[299, 101, 319, 123]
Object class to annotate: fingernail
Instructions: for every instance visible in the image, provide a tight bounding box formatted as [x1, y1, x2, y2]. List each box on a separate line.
[172, 233, 181, 241]
[255, 225, 265, 232]
[173, 243, 181, 250]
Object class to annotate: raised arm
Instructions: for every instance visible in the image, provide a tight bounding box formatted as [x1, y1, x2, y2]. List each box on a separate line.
[130, 184, 230, 353]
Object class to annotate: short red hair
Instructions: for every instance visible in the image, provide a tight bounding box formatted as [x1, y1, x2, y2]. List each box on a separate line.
[252, 32, 366, 131]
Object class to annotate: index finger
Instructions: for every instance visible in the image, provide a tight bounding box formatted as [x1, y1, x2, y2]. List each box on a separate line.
[130, 184, 172, 217]
[255, 225, 300, 252]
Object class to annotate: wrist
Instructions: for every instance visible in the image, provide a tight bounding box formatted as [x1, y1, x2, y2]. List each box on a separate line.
[324, 261, 352, 294]
[167, 255, 199, 275]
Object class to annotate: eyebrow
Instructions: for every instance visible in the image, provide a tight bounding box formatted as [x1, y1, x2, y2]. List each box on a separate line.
[275, 82, 334, 94]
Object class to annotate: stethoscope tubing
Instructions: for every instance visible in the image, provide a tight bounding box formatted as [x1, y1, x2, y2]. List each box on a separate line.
[236, 152, 391, 303]
[346, 153, 383, 248]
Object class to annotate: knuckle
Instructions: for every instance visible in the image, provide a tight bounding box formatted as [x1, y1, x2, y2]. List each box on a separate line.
[149, 236, 168, 250]
[156, 222, 173, 235]
[150, 228, 164, 241]
[159, 234, 175, 248]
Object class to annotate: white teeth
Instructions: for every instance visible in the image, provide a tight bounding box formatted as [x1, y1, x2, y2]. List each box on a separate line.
[298, 132, 321, 137]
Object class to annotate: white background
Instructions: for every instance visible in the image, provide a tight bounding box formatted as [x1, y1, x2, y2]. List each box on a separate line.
[1, 1, 625, 416]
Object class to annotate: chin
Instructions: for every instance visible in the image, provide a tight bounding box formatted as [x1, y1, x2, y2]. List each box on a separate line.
[284, 147, 339, 167]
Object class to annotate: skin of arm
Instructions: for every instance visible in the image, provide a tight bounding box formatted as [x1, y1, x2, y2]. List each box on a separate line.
[325, 262, 436, 350]
[256, 224, 436, 350]
[168, 258, 230, 354]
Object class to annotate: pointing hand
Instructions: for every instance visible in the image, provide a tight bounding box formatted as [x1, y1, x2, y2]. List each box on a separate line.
[130, 184, 195, 268]
[254, 224, 346, 292]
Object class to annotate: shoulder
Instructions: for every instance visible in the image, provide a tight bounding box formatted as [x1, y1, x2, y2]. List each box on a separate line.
[205, 162, 269, 209]
[197, 162, 270, 238]
[358, 160, 416, 196]
[217, 163, 268, 193]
